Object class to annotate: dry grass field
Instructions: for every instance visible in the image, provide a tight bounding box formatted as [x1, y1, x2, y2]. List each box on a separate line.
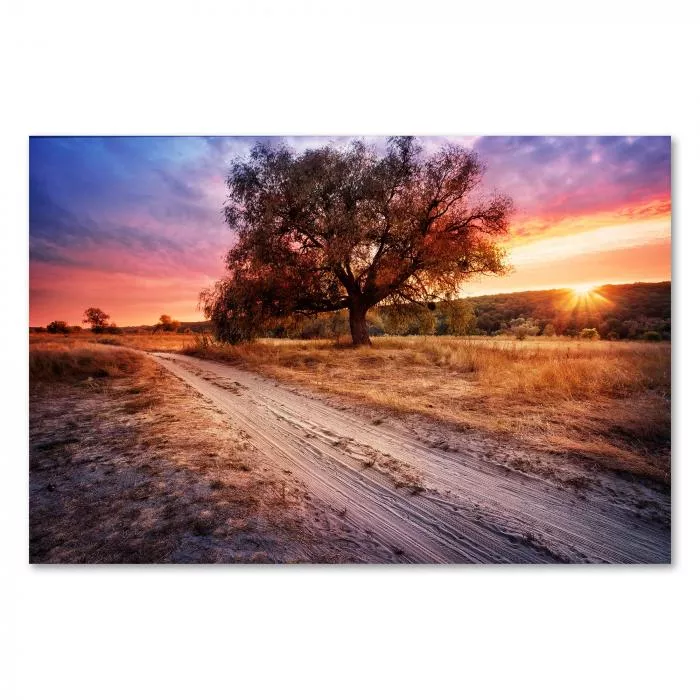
[31, 331, 671, 483]
[180, 335, 671, 482]
[29, 331, 196, 353]
[29, 332, 671, 563]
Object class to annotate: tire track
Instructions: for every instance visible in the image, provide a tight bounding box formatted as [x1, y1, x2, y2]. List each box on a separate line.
[152, 352, 670, 564]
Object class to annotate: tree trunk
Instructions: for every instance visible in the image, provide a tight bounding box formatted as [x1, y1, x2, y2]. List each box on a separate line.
[349, 303, 371, 346]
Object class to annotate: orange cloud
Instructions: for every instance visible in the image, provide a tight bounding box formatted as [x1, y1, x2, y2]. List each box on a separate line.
[463, 238, 671, 297]
[508, 196, 671, 246]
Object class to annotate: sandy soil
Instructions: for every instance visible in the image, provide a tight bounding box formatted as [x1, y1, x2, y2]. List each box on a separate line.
[29, 354, 358, 563]
[152, 352, 671, 564]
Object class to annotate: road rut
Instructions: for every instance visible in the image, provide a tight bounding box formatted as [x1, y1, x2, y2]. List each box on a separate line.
[152, 352, 671, 564]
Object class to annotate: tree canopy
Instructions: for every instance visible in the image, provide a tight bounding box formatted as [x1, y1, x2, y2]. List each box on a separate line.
[156, 314, 181, 332]
[46, 320, 70, 334]
[202, 136, 514, 345]
[83, 307, 110, 332]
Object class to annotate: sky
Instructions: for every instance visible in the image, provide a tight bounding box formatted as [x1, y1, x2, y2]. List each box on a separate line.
[29, 135, 671, 327]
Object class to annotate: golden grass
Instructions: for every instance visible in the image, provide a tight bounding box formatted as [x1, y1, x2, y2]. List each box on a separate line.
[184, 335, 671, 482]
[29, 331, 196, 353]
[29, 340, 142, 383]
[98, 333, 196, 353]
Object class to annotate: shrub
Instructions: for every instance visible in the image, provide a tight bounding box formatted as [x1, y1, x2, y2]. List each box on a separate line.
[510, 317, 539, 339]
[579, 328, 600, 340]
[642, 330, 662, 342]
[46, 321, 70, 334]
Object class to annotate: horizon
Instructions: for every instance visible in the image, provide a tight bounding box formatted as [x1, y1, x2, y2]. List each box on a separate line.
[29, 135, 672, 327]
[28, 279, 671, 329]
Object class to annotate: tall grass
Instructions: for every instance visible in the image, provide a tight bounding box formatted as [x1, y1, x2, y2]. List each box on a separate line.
[32, 333, 670, 480]
[29, 331, 196, 353]
[184, 335, 671, 481]
[30, 341, 142, 383]
[186, 335, 669, 403]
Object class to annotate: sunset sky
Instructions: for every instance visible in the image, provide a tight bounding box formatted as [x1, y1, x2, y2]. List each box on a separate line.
[29, 136, 671, 327]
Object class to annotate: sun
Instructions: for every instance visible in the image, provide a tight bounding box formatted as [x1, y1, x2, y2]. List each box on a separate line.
[570, 283, 595, 298]
[561, 283, 611, 313]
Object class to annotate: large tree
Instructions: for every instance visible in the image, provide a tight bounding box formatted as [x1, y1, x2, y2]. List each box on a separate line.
[203, 137, 513, 345]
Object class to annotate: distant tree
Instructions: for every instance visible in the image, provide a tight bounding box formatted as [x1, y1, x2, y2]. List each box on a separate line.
[413, 308, 437, 336]
[83, 307, 110, 333]
[599, 317, 622, 339]
[46, 320, 70, 334]
[475, 311, 501, 335]
[105, 323, 122, 335]
[156, 314, 181, 332]
[622, 319, 640, 339]
[444, 300, 477, 336]
[579, 328, 600, 340]
[462, 282, 670, 339]
[202, 137, 513, 345]
[642, 330, 662, 342]
[381, 304, 435, 336]
[542, 323, 556, 337]
[381, 306, 411, 336]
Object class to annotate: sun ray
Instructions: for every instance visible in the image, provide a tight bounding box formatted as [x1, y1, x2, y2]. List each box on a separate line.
[552, 285, 613, 333]
[571, 283, 595, 299]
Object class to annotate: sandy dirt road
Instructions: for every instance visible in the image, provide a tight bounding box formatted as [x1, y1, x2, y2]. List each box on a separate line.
[152, 352, 670, 564]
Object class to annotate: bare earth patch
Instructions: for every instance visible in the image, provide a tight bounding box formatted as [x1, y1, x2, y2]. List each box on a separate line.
[29, 349, 356, 563]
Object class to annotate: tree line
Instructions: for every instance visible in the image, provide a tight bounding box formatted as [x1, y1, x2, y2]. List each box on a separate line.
[252, 281, 671, 341]
[470, 282, 670, 340]
[31, 280, 670, 342]
[33, 310, 184, 335]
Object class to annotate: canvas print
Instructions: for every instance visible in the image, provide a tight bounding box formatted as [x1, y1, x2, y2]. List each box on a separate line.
[29, 136, 671, 564]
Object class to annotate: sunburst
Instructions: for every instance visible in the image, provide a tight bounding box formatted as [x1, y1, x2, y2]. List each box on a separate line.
[560, 284, 611, 318]
[570, 283, 595, 299]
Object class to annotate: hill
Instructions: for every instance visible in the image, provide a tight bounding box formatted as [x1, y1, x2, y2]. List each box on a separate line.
[469, 281, 670, 339]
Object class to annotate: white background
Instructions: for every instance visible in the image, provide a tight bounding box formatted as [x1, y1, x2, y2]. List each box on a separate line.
[1, 2, 698, 699]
